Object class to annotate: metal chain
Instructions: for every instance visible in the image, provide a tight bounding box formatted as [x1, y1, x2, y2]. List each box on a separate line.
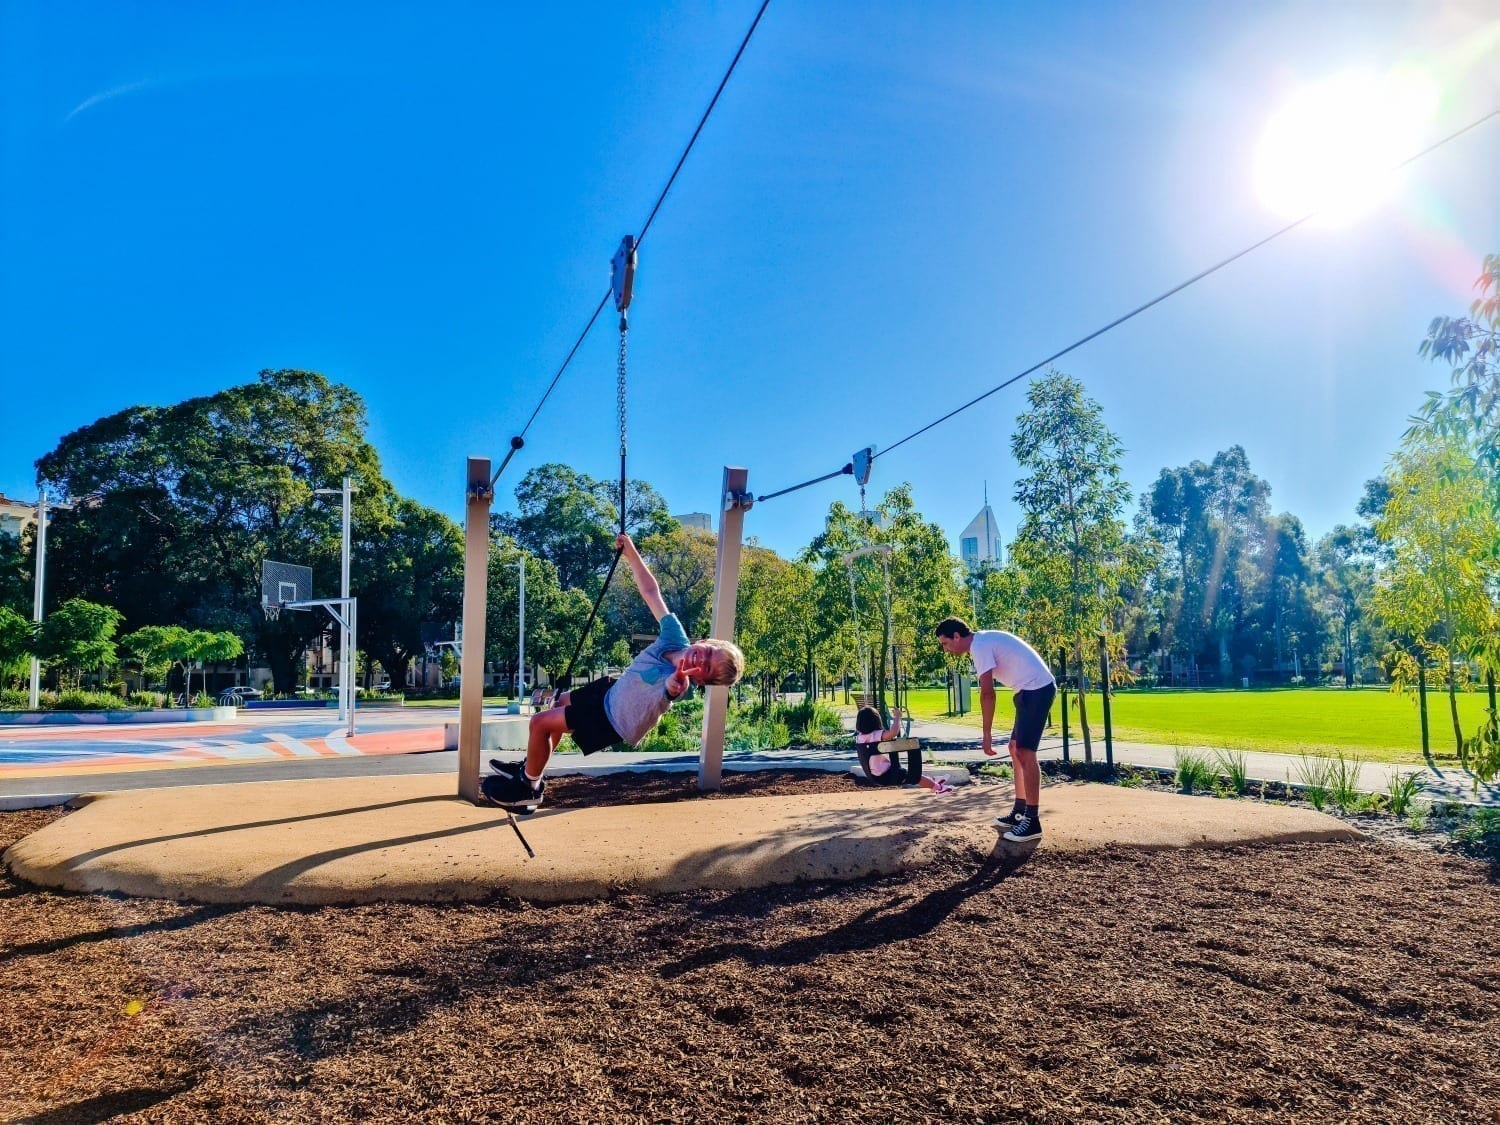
[617, 321, 629, 457]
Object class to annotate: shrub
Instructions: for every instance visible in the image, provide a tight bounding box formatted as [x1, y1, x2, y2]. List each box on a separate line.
[1326, 751, 1366, 812]
[1214, 749, 1249, 796]
[51, 689, 127, 711]
[127, 691, 166, 710]
[191, 692, 215, 709]
[0, 688, 28, 710]
[636, 709, 698, 753]
[1174, 749, 1215, 793]
[1386, 771, 1427, 818]
[1452, 808, 1500, 860]
[1294, 756, 1332, 811]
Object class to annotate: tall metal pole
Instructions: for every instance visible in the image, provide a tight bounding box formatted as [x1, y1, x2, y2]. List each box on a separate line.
[28, 487, 47, 709]
[517, 557, 526, 701]
[340, 476, 353, 723]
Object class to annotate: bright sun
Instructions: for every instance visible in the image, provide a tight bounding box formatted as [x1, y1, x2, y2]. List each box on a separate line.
[1255, 70, 1439, 226]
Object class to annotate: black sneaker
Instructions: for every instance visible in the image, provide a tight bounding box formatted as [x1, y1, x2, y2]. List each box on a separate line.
[481, 765, 546, 810]
[995, 807, 1025, 828]
[1002, 814, 1041, 843]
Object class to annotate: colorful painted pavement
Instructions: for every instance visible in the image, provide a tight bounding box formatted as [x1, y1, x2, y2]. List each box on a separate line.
[0, 710, 451, 777]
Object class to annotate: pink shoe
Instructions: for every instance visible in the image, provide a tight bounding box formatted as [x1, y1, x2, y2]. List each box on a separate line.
[931, 778, 955, 795]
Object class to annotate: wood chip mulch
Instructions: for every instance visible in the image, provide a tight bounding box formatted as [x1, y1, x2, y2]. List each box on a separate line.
[2, 769, 1498, 1124]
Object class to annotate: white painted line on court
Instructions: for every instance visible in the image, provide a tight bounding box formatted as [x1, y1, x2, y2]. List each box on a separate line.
[266, 733, 325, 758]
[322, 731, 364, 756]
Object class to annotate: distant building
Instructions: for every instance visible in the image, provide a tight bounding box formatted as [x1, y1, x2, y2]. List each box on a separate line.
[675, 512, 712, 533]
[957, 502, 1003, 568]
[0, 493, 34, 540]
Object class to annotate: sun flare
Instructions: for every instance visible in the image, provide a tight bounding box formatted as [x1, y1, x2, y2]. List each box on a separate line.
[1255, 70, 1439, 226]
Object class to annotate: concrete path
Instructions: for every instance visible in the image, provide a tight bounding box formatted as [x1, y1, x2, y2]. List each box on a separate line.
[4, 773, 1360, 905]
[905, 717, 1500, 809]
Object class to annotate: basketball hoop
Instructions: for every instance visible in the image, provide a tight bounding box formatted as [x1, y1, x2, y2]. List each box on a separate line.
[263, 600, 282, 622]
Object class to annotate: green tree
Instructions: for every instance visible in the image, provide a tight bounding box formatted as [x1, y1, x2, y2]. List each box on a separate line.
[0, 605, 35, 686]
[33, 599, 123, 688]
[0, 531, 30, 615]
[1009, 370, 1144, 759]
[196, 630, 246, 693]
[1315, 481, 1389, 687]
[1416, 252, 1500, 504]
[736, 546, 815, 705]
[35, 369, 394, 694]
[356, 499, 463, 691]
[1374, 432, 1497, 760]
[120, 624, 179, 689]
[1411, 251, 1500, 778]
[1138, 447, 1272, 682]
[494, 464, 676, 596]
[804, 485, 968, 716]
[486, 538, 590, 687]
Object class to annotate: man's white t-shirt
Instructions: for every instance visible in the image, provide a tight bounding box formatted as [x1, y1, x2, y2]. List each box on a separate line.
[969, 630, 1054, 691]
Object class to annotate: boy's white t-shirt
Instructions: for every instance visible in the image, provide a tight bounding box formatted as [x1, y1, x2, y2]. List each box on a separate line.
[969, 630, 1054, 691]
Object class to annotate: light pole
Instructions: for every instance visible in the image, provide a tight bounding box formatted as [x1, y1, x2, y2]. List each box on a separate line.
[27, 487, 49, 709]
[314, 477, 357, 728]
[516, 556, 526, 702]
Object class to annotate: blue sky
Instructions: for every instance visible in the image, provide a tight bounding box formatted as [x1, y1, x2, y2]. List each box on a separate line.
[2, 1, 1497, 567]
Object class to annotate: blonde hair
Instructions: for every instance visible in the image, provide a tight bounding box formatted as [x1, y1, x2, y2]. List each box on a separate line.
[699, 638, 745, 686]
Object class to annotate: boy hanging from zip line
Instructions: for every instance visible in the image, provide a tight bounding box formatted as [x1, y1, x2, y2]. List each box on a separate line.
[483, 533, 745, 811]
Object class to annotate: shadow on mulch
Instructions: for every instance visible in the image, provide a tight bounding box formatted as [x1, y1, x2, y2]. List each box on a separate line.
[3, 773, 1499, 1125]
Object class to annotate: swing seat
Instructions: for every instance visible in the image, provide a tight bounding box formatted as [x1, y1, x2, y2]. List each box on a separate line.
[855, 737, 923, 786]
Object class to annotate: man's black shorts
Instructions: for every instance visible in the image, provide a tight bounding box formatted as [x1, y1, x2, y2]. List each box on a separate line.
[564, 676, 623, 755]
[1009, 681, 1056, 752]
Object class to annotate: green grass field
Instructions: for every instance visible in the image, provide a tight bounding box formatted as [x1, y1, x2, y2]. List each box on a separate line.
[902, 685, 1496, 764]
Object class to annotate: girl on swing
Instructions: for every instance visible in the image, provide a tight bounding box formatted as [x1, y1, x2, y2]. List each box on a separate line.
[854, 706, 954, 794]
[483, 533, 744, 810]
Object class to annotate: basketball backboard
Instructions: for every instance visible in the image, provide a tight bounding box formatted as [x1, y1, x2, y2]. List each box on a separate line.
[261, 560, 313, 620]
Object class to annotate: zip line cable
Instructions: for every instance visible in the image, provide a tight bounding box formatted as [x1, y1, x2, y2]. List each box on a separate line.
[494, 0, 773, 487]
[756, 106, 1500, 504]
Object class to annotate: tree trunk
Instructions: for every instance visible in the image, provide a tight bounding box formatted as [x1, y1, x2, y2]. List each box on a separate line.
[1449, 678, 1464, 757]
[1075, 639, 1093, 763]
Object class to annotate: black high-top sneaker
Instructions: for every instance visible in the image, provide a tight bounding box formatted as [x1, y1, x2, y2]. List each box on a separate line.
[1002, 812, 1042, 842]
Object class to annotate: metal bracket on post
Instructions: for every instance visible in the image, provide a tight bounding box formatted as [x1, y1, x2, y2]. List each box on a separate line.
[468, 476, 495, 505]
[723, 488, 754, 513]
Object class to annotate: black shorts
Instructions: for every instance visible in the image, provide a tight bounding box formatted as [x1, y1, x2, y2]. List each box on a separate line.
[1010, 682, 1056, 752]
[856, 744, 921, 786]
[564, 676, 623, 754]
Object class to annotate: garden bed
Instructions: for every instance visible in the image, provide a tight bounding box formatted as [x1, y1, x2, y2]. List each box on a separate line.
[1, 769, 1496, 1122]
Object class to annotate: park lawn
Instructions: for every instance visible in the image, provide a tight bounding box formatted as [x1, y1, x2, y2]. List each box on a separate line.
[903, 685, 1494, 765]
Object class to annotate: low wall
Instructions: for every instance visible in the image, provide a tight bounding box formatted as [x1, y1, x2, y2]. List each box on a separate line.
[0, 707, 236, 726]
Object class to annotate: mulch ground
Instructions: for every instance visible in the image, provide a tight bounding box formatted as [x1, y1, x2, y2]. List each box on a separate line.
[2, 769, 1498, 1124]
